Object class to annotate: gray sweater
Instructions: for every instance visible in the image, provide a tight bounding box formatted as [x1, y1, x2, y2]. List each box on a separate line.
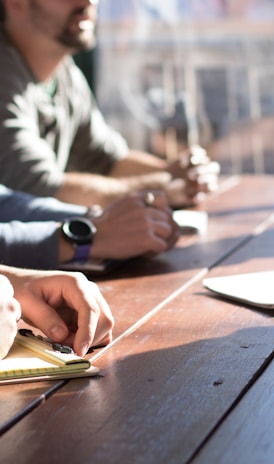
[0, 185, 87, 269]
[0, 26, 128, 196]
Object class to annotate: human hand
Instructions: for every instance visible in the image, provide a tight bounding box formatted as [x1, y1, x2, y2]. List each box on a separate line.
[2, 267, 114, 357]
[166, 145, 220, 207]
[91, 191, 180, 259]
[0, 275, 21, 359]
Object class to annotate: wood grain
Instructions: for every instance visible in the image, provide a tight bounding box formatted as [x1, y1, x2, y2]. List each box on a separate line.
[1, 176, 274, 464]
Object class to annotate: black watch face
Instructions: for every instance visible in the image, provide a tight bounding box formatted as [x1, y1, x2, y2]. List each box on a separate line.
[63, 218, 96, 245]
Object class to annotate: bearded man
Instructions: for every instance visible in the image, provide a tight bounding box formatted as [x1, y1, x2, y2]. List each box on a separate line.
[0, 0, 219, 208]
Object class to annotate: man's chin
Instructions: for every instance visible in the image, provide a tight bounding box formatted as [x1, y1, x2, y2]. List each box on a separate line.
[59, 34, 96, 52]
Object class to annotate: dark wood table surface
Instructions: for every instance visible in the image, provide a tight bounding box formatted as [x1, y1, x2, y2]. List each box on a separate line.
[1, 175, 274, 464]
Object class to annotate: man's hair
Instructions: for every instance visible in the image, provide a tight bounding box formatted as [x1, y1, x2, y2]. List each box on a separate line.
[0, 1, 5, 23]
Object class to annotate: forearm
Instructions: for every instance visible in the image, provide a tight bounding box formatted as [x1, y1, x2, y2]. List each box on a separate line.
[55, 172, 128, 207]
[56, 163, 173, 209]
[109, 149, 167, 177]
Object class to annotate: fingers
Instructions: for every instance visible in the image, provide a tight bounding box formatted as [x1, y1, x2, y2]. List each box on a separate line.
[92, 190, 179, 258]
[72, 278, 114, 355]
[134, 189, 169, 212]
[168, 145, 220, 202]
[164, 178, 194, 208]
[139, 190, 181, 251]
[166, 150, 219, 207]
[188, 144, 210, 166]
[123, 190, 179, 250]
[178, 165, 220, 206]
[185, 144, 220, 197]
[187, 160, 220, 181]
[15, 271, 114, 357]
[184, 162, 220, 201]
[121, 193, 177, 253]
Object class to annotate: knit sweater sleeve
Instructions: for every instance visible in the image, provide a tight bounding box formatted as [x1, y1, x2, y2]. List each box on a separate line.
[0, 221, 60, 269]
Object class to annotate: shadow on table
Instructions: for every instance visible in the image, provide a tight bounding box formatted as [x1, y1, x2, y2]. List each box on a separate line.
[94, 226, 274, 281]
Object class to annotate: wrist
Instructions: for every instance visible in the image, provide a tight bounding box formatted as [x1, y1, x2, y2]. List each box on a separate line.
[59, 217, 97, 263]
[58, 228, 75, 263]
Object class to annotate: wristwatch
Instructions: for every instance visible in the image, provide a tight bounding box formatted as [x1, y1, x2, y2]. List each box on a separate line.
[61, 217, 97, 262]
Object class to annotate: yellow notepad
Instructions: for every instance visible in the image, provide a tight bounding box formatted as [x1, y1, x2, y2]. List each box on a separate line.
[0, 329, 99, 385]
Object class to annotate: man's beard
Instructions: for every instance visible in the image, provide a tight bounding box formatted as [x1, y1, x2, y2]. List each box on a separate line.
[56, 27, 96, 52]
[29, 0, 96, 52]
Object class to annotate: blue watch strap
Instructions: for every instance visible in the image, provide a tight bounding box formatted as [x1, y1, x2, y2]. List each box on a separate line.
[73, 243, 91, 262]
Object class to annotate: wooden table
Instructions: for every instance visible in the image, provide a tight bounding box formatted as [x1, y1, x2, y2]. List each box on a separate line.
[1, 175, 274, 464]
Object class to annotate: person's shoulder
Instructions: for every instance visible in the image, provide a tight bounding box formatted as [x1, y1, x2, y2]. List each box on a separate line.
[0, 25, 12, 55]
[0, 25, 30, 81]
[0, 25, 15, 54]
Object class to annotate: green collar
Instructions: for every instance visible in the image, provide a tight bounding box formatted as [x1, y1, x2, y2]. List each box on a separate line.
[42, 78, 58, 97]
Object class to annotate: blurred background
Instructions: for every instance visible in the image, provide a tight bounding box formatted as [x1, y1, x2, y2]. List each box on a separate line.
[76, 0, 274, 175]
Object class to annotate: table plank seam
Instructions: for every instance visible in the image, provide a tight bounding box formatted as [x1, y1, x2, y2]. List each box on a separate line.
[0, 380, 67, 437]
[186, 344, 274, 463]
